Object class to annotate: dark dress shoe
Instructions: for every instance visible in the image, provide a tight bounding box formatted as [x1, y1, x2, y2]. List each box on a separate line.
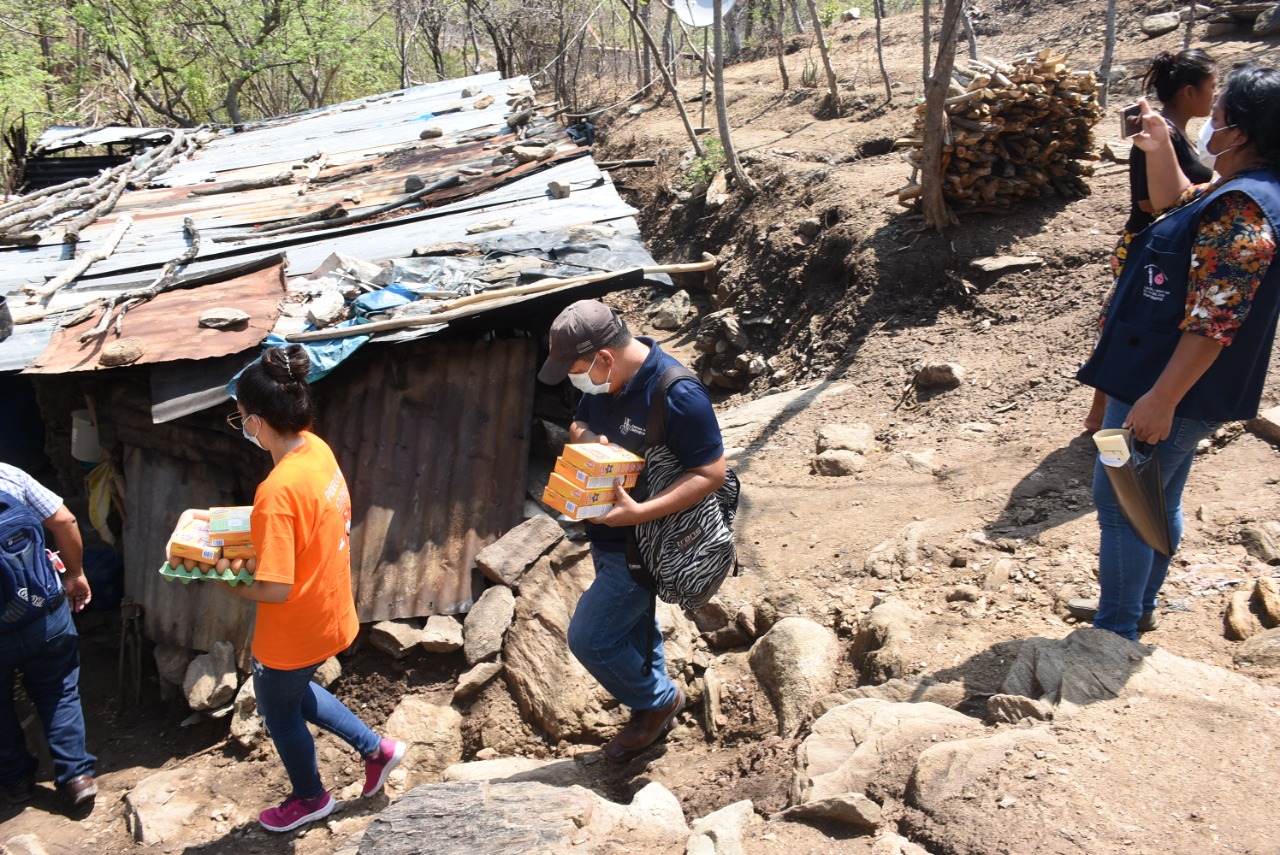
[64, 774, 97, 806]
[603, 687, 686, 762]
[2, 778, 36, 805]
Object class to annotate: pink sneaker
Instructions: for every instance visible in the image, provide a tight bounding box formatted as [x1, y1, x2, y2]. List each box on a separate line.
[362, 738, 406, 796]
[258, 791, 334, 833]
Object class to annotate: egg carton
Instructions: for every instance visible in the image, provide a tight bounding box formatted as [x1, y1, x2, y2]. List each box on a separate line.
[158, 562, 255, 586]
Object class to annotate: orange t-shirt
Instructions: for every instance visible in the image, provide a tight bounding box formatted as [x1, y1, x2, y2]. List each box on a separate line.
[250, 431, 359, 670]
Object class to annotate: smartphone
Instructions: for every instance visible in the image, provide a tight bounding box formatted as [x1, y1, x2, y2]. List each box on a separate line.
[1120, 103, 1143, 140]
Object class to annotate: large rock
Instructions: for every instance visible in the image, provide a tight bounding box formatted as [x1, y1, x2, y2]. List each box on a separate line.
[812, 450, 864, 477]
[1240, 522, 1280, 563]
[749, 617, 838, 737]
[716, 383, 853, 452]
[1255, 4, 1280, 34]
[154, 644, 190, 687]
[183, 641, 237, 711]
[383, 696, 464, 781]
[1234, 626, 1280, 669]
[443, 757, 584, 788]
[658, 600, 699, 679]
[813, 676, 966, 719]
[914, 362, 966, 391]
[464, 585, 516, 664]
[864, 522, 929, 582]
[791, 698, 983, 806]
[985, 693, 1053, 725]
[358, 782, 627, 854]
[229, 678, 263, 748]
[370, 619, 423, 659]
[2, 835, 50, 855]
[475, 515, 564, 587]
[1141, 11, 1181, 36]
[124, 767, 212, 844]
[421, 615, 465, 653]
[907, 726, 1061, 815]
[650, 290, 694, 330]
[453, 660, 503, 702]
[1225, 590, 1262, 641]
[1255, 576, 1280, 627]
[817, 423, 875, 455]
[621, 782, 688, 836]
[1245, 405, 1280, 444]
[851, 598, 920, 683]
[687, 799, 755, 854]
[313, 656, 341, 688]
[872, 833, 931, 855]
[502, 554, 619, 741]
[782, 793, 882, 832]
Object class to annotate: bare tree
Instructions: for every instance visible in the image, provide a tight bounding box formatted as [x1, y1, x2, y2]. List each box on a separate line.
[803, 0, 840, 115]
[874, 0, 891, 102]
[960, 1, 978, 61]
[775, 0, 790, 91]
[713, 0, 758, 195]
[920, 0, 963, 231]
[922, 0, 931, 85]
[1099, 0, 1118, 109]
[619, 0, 704, 157]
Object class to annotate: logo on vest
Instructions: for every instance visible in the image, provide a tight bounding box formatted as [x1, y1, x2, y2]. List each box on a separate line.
[617, 417, 645, 438]
[1143, 264, 1170, 302]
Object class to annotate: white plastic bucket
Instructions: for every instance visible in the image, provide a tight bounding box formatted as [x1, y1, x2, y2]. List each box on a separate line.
[71, 409, 103, 463]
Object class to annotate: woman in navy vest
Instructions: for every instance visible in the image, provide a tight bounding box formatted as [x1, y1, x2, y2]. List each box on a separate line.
[1078, 64, 1280, 641]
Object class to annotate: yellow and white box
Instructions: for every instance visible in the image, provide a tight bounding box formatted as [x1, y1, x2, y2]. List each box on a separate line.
[541, 486, 614, 521]
[208, 506, 254, 547]
[554, 457, 640, 490]
[560, 443, 645, 477]
[222, 543, 257, 561]
[171, 519, 221, 563]
[545, 471, 620, 506]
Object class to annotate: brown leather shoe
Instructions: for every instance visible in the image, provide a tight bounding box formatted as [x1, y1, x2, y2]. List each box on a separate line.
[603, 687, 686, 762]
[63, 774, 96, 806]
[2, 777, 36, 805]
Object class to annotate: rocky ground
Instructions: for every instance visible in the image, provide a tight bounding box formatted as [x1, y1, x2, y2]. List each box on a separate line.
[6, 2, 1280, 854]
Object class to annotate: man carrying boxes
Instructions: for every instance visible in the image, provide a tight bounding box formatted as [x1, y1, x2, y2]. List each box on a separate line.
[538, 299, 726, 761]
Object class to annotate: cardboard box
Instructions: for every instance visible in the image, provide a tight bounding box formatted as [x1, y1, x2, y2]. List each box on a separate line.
[222, 543, 257, 561]
[554, 457, 640, 490]
[208, 506, 254, 547]
[171, 519, 221, 563]
[541, 486, 614, 520]
[560, 443, 645, 477]
[544, 471, 619, 506]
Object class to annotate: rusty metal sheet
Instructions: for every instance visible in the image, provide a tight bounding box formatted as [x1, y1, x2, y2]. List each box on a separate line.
[320, 335, 536, 621]
[24, 258, 285, 374]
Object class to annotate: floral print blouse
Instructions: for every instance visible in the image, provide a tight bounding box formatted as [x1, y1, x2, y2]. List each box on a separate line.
[1103, 178, 1277, 345]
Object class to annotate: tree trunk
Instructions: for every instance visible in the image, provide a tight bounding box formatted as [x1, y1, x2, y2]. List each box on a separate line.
[1184, 2, 1195, 48]
[1099, 0, 1118, 109]
[961, 1, 978, 61]
[922, 0, 932, 85]
[790, 0, 804, 31]
[921, 0, 963, 231]
[875, 0, 891, 102]
[776, 0, 791, 91]
[804, 0, 840, 115]
[619, 0, 704, 157]
[726, 4, 742, 59]
[714, 0, 759, 196]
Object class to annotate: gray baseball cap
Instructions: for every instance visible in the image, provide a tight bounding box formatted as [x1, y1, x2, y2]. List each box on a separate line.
[538, 300, 626, 384]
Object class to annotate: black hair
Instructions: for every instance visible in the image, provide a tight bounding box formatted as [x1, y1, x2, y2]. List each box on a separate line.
[1143, 49, 1216, 105]
[1221, 63, 1280, 174]
[235, 345, 313, 433]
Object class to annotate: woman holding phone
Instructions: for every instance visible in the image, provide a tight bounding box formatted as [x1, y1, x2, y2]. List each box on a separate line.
[1077, 64, 1280, 640]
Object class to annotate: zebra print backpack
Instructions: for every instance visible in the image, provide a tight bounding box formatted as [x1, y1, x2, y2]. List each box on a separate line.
[626, 365, 740, 611]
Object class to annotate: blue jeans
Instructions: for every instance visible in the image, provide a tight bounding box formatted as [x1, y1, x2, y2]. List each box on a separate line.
[0, 600, 95, 788]
[1092, 397, 1220, 640]
[253, 659, 380, 799]
[567, 546, 677, 712]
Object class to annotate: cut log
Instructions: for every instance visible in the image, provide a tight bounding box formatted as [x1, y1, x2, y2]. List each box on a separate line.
[188, 170, 294, 196]
[27, 215, 133, 307]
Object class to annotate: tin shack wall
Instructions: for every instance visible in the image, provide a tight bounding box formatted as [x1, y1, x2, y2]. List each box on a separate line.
[318, 335, 536, 622]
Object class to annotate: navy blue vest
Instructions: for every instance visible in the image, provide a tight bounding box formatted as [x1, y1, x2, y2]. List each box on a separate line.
[1078, 170, 1280, 421]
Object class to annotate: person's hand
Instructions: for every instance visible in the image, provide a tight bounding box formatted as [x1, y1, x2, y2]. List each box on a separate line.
[63, 574, 92, 613]
[1124, 389, 1175, 444]
[596, 434, 610, 445]
[596, 483, 644, 527]
[1084, 390, 1107, 433]
[1131, 98, 1172, 154]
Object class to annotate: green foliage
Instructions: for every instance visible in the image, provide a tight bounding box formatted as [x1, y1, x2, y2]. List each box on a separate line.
[683, 136, 726, 194]
[818, 1, 842, 28]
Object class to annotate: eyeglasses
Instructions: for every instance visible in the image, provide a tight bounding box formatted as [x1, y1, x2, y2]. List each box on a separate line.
[226, 411, 246, 430]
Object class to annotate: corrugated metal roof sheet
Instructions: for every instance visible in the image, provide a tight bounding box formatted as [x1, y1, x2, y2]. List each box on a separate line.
[35, 126, 172, 154]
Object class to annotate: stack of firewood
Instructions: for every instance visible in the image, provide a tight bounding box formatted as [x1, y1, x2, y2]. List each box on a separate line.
[896, 49, 1101, 211]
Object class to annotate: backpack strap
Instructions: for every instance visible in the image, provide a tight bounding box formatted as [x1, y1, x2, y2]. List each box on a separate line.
[644, 364, 700, 449]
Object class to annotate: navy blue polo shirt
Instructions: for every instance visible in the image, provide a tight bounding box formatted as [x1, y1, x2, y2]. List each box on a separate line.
[573, 337, 723, 550]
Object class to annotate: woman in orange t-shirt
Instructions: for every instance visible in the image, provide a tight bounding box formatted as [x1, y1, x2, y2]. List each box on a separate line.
[219, 346, 404, 833]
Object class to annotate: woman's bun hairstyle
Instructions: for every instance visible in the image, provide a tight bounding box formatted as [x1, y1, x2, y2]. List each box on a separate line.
[1143, 49, 1215, 105]
[234, 345, 314, 434]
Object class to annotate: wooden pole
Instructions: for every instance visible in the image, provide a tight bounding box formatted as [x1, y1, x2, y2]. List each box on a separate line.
[804, 0, 841, 115]
[713, 0, 760, 196]
[619, 0, 704, 157]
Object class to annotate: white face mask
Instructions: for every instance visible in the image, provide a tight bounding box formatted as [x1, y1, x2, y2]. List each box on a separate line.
[242, 414, 265, 450]
[568, 354, 611, 395]
[1198, 118, 1239, 171]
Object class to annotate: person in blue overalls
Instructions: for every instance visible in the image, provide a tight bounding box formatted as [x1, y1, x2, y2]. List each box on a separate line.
[1077, 64, 1280, 641]
[538, 300, 726, 760]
